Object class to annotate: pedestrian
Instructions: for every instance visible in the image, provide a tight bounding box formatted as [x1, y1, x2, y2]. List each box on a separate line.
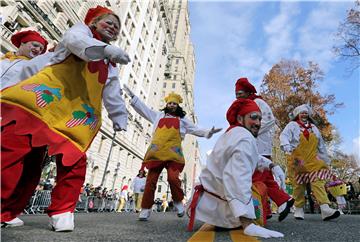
[162, 195, 168, 213]
[123, 86, 222, 221]
[234, 77, 295, 222]
[131, 170, 147, 212]
[280, 104, 340, 221]
[187, 99, 284, 238]
[1, 30, 48, 89]
[1, 5, 130, 231]
[117, 185, 128, 213]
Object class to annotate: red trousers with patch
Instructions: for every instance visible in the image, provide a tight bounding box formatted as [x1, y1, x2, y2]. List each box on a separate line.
[253, 169, 290, 216]
[1, 123, 86, 222]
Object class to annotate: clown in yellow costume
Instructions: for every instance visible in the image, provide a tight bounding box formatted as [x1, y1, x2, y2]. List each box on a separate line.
[1, 6, 130, 231]
[280, 104, 340, 221]
[123, 85, 222, 221]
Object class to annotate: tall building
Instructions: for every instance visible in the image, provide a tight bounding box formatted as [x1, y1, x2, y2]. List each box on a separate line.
[1, 0, 200, 200]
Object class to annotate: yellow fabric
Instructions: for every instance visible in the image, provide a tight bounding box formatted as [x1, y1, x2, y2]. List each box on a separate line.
[143, 117, 185, 165]
[293, 179, 330, 207]
[288, 133, 328, 176]
[0, 52, 30, 61]
[164, 92, 183, 104]
[134, 193, 143, 211]
[117, 198, 126, 212]
[1, 55, 104, 152]
[328, 184, 347, 197]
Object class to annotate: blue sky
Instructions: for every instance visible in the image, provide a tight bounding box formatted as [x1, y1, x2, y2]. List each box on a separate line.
[188, 1, 360, 164]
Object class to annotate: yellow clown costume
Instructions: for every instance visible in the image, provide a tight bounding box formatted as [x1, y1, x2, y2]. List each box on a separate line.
[280, 104, 340, 221]
[1, 21, 128, 225]
[128, 92, 216, 219]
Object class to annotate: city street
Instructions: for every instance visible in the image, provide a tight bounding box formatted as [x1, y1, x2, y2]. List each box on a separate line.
[2, 212, 359, 241]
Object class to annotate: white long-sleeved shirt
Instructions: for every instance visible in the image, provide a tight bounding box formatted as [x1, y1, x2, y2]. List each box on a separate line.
[193, 127, 261, 228]
[1, 23, 127, 130]
[131, 176, 146, 193]
[254, 98, 275, 156]
[279, 121, 330, 164]
[1, 56, 30, 89]
[130, 96, 213, 139]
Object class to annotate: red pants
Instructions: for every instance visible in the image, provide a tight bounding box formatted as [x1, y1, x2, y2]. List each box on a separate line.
[1, 123, 86, 222]
[253, 169, 291, 216]
[141, 163, 184, 209]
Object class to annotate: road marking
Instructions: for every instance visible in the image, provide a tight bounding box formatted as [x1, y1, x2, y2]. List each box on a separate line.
[188, 224, 260, 242]
[229, 229, 259, 242]
[188, 223, 215, 242]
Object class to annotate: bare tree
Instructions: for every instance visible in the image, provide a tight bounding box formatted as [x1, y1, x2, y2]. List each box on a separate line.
[334, 0, 360, 71]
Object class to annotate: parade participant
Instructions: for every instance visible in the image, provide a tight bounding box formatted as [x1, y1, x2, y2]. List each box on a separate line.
[280, 104, 340, 221]
[131, 170, 147, 212]
[117, 185, 129, 213]
[122, 85, 222, 221]
[235, 77, 294, 221]
[187, 99, 284, 238]
[1, 6, 130, 231]
[1, 30, 48, 89]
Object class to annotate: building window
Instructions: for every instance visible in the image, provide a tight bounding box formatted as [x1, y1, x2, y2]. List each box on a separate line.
[172, 83, 176, 89]
[157, 185, 162, 193]
[163, 82, 167, 88]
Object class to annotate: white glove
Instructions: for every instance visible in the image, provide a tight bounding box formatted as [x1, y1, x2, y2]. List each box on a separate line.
[122, 84, 135, 98]
[104, 45, 131, 64]
[207, 126, 222, 138]
[271, 165, 286, 190]
[113, 123, 126, 131]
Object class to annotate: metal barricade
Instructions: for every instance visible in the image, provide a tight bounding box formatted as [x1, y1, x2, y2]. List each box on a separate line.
[26, 190, 52, 214]
[75, 195, 89, 212]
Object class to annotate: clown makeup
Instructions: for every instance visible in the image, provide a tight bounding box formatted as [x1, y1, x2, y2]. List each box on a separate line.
[236, 90, 249, 99]
[298, 111, 309, 123]
[166, 101, 178, 114]
[17, 41, 45, 58]
[238, 111, 262, 137]
[95, 14, 120, 43]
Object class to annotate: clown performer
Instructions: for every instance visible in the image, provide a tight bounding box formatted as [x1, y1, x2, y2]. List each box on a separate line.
[1, 6, 130, 231]
[122, 85, 222, 221]
[187, 99, 284, 238]
[235, 77, 294, 221]
[280, 104, 340, 221]
[1, 30, 48, 89]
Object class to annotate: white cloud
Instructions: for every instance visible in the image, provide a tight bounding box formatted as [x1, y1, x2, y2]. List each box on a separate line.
[263, 2, 300, 63]
[297, 2, 352, 72]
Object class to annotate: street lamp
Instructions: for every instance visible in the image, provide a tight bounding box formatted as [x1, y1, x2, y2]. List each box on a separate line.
[100, 132, 117, 187]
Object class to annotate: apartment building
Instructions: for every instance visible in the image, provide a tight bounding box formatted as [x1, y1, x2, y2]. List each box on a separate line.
[1, 0, 200, 200]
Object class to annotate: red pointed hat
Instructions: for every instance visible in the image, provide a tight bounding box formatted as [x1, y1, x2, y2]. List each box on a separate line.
[235, 77, 257, 93]
[226, 98, 260, 125]
[11, 30, 48, 53]
[84, 5, 116, 25]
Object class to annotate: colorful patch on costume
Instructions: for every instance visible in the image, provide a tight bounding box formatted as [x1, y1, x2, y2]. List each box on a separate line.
[253, 198, 261, 219]
[157, 118, 180, 129]
[171, 146, 184, 157]
[21, 83, 62, 108]
[65, 104, 98, 130]
[87, 60, 110, 84]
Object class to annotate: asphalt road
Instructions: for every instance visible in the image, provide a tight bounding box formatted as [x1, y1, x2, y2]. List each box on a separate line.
[2, 212, 359, 241]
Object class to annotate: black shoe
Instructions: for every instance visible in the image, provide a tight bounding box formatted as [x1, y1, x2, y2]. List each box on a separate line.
[279, 198, 295, 222]
[323, 210, 340, 221]
[266, 214, 273, 220]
